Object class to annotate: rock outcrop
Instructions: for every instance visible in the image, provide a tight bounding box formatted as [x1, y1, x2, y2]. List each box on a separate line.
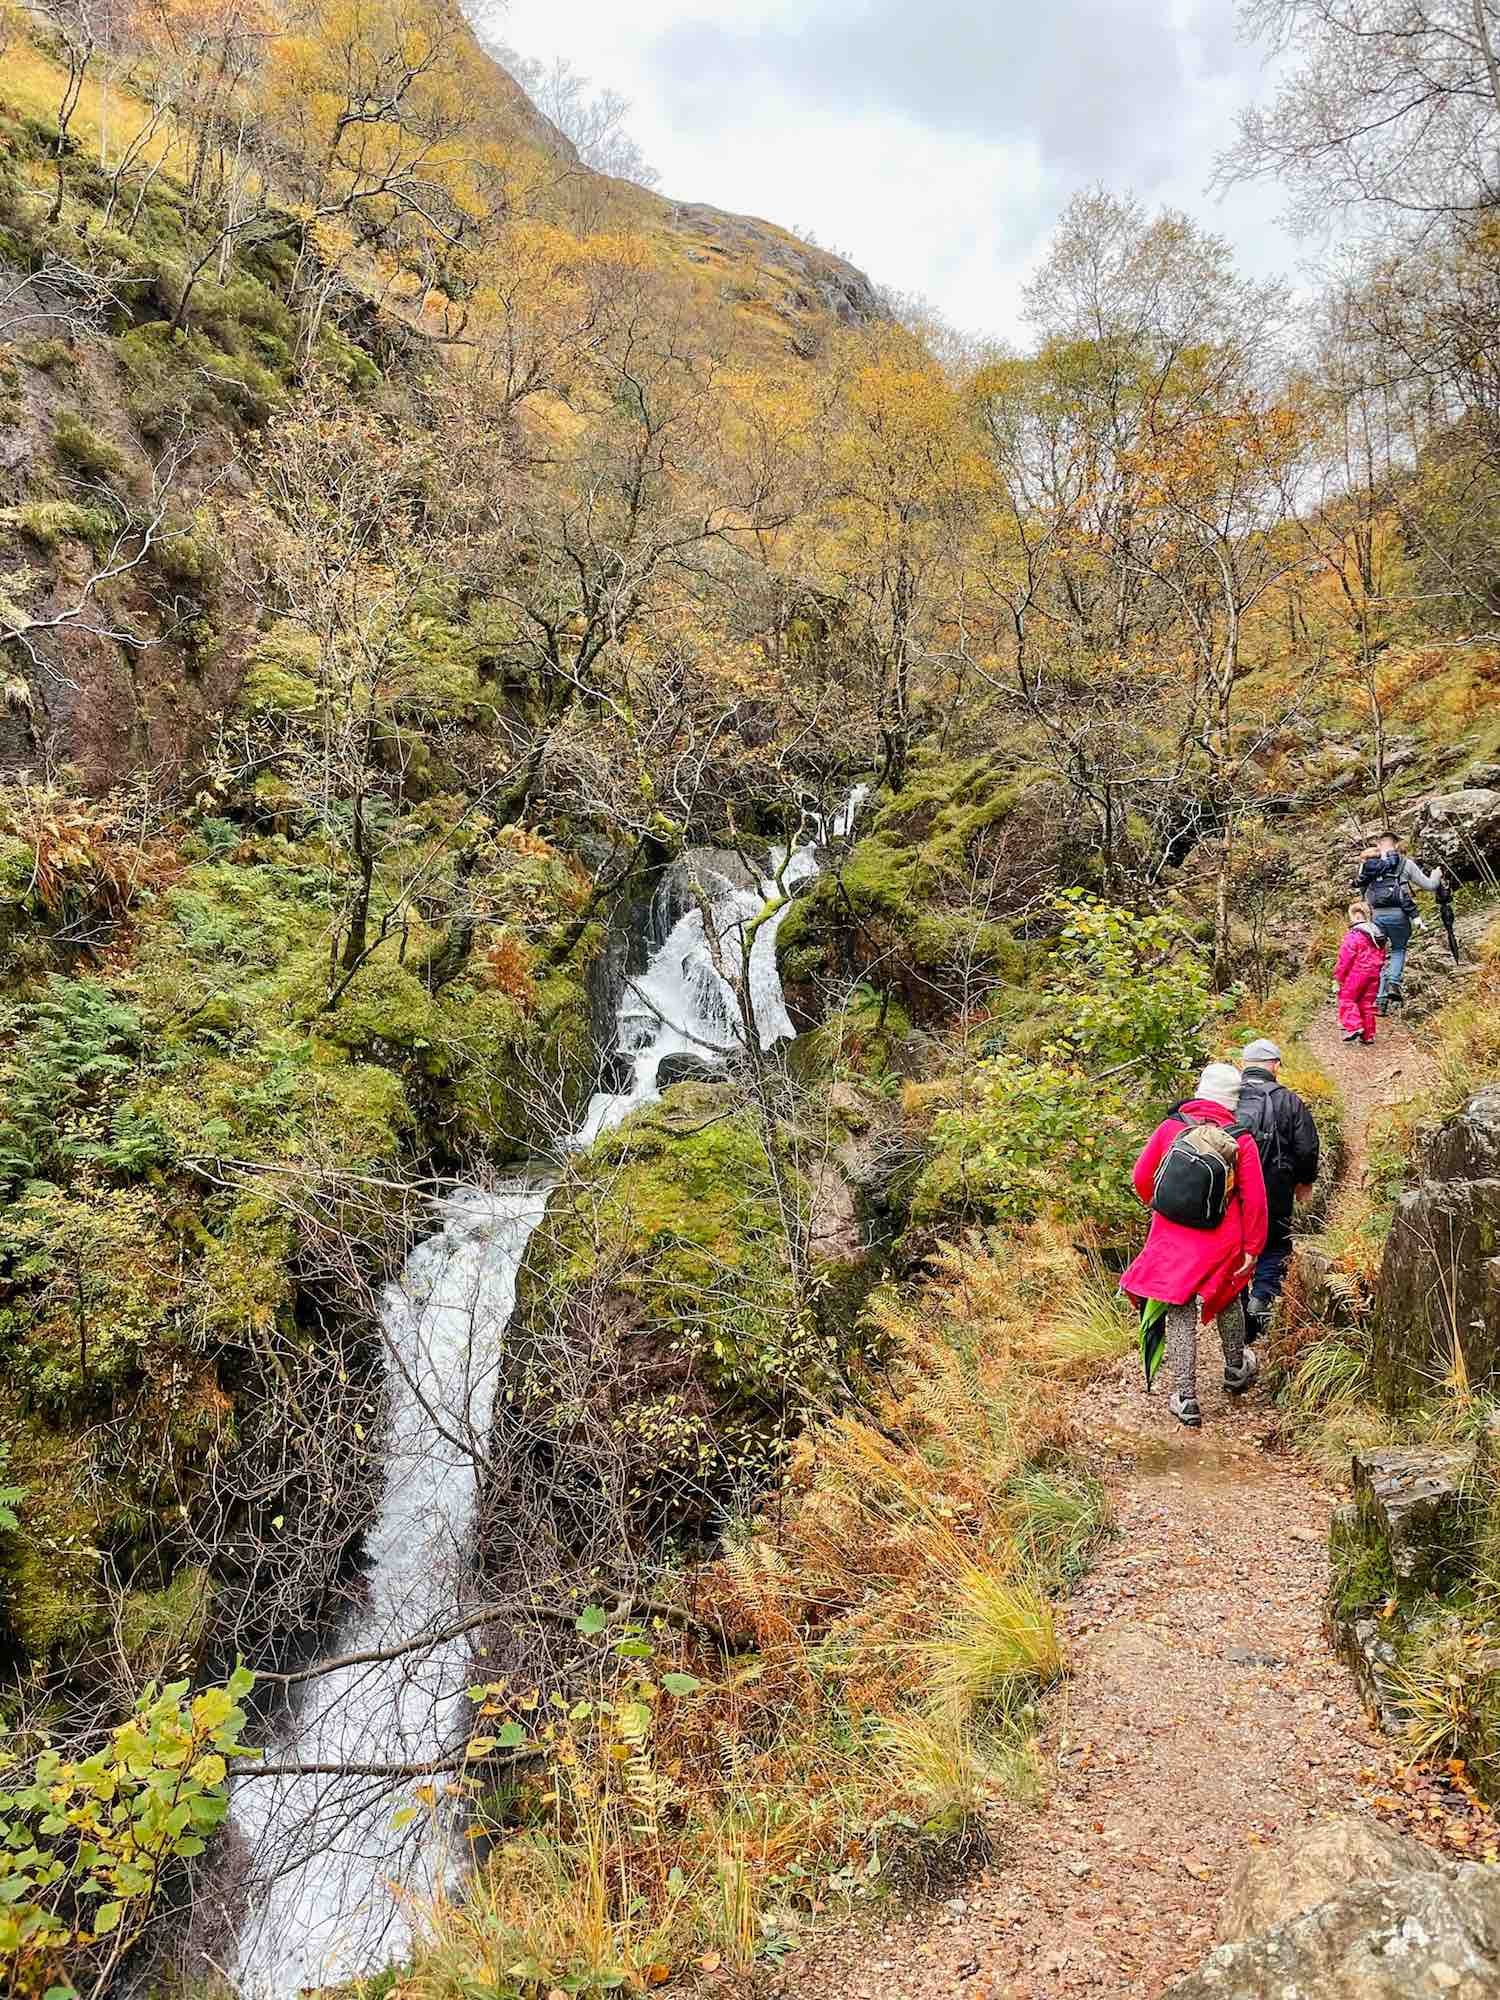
[1411, 788, 1500, 878]
[1168, 1819, 1500, 1998]
[1351, 1446, 1479, 1589]
[1329, 1443, 1481, 1738]
[665, 203, 884, 327]
[1373, 1085, 1500, 1405]
[1219, 1818, 1441, 1942]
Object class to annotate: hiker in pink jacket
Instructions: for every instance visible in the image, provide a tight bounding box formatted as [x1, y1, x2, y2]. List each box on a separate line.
[1120, 1063, 1270, 1427]
[1334, 899, 1387, 1045]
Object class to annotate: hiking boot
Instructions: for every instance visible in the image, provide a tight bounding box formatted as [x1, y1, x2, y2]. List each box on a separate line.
[1244, 1302, 1270, 1342]
[1389, 985, 1405, 1008]
[1168, 1390, 1202, 1428]
[1342, 1030, 1361, 1042]
[1225, 1349, 1260, 1396]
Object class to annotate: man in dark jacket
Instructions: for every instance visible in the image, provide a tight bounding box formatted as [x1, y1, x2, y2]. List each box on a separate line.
[1237, 1038, 1320, 1340]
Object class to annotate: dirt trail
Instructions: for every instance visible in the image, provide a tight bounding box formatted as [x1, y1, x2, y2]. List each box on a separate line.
[765, 1379, 1379, 2000]
[763, 1015, 1432, 2000]
[1305, 1001, 1433, 1227]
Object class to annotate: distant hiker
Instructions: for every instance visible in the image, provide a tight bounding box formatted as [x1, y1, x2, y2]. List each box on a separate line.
[1334, 902, 1387, 1048]
[1355, 832, 1444, 1013]
[1236, 1038, 1321, 1342]
[1121, 1062, 1269, 1430]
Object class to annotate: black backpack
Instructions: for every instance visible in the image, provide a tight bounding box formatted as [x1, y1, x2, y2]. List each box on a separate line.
[1360, 854, 1415, 919]
[1237, 1077, 1289, 1180]
[1150, 1112, 1247, 1231]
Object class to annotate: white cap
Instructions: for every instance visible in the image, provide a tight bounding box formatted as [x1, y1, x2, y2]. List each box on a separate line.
[1196, 1062, 1244, 1111]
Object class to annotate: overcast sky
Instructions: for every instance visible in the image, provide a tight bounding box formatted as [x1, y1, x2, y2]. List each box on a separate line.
[488, 0, 1302, 344]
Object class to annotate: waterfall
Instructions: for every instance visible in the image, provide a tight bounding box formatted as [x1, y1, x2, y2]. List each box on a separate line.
[229, 794, 862, 1996]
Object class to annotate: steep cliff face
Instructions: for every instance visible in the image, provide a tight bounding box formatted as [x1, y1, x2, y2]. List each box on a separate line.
[1373, 1085, 1500, 1406]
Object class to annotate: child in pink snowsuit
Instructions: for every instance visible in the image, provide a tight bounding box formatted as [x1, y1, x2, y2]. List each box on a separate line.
[1335, 900, 1387, 1045]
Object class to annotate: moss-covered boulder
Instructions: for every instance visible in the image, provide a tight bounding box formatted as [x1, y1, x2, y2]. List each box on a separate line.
[504, 1082, 827, 1538]
[776, 755, 1046, 1025]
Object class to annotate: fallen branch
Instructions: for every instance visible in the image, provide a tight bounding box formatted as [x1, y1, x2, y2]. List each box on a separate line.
[238, 1744, 537, 1782]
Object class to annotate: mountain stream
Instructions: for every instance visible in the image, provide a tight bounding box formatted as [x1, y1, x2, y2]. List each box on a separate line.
[229, 798, 861, 1995]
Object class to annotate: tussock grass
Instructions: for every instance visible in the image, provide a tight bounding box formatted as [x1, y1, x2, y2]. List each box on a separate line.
[1006, 1468, 1111, 1587]
[1036, 1256, 1136, 1376]
[1389, 1621, 1500, 1779]
[920, 1571, 1061, 1725]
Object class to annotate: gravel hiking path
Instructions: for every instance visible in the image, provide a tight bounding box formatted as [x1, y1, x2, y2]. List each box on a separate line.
[757, 1381, 1380, 2000]
[1305, 1000, 1433, 1230]
[752, 991, 1469, 2000]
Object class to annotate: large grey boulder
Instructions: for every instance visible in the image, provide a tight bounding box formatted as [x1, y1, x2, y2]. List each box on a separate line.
[655, 1052, 725, 1091]
[1221, 1819, 1441, 1942]
[1169, 1855, 1500, 1998]
[1374, 1087, 1500, 1406]
[1411, 788, 1500, 877]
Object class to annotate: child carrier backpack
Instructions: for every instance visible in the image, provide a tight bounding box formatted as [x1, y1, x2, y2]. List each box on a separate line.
[1150, 1112, 1246, 1230]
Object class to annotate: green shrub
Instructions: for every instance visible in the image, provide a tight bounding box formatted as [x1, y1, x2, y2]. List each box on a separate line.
[0, 1669, 256, 1994]
[912, 1056, 1136, 1236]
[1046, 894, 1222, 1090]
[0, 978, 146, 1185]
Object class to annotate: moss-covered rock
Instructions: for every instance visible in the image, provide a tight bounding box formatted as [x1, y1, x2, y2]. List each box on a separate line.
[237, 624, 320, 718]
[777, 755, 1040, 1025]
[504, 1083, 826, 1534]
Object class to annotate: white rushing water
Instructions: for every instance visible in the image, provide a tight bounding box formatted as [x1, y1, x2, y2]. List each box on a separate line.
[230, 796, 861, 1996]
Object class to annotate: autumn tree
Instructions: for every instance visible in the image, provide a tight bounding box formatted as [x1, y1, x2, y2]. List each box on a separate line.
[226, 393, 491, 1001]
[802, 322, 986, 792]
[1224, 0, 1500, 229]
[434, 260, 803, 824]
[970, 192, 1301, 905]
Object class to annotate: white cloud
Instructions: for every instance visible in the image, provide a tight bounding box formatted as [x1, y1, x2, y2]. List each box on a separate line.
[483, 0, 1299, 343]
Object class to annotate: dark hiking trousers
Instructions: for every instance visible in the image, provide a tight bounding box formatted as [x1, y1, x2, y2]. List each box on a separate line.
[1252, 1207, 1295, 1314]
